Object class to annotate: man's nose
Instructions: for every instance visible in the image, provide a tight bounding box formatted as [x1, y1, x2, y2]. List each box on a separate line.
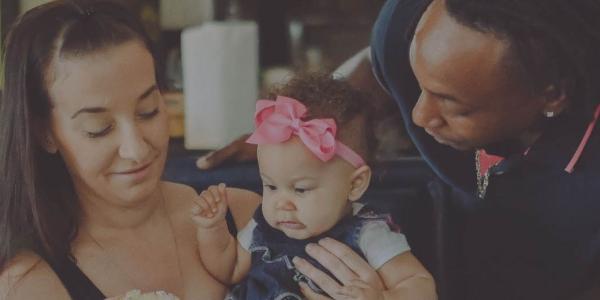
[412, 92, 444, 129]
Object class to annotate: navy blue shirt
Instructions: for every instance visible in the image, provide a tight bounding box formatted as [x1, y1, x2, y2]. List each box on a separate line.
[371, 0, 600, 299]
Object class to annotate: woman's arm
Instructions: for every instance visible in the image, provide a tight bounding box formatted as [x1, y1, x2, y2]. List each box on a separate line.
[0, 252, 71, 300]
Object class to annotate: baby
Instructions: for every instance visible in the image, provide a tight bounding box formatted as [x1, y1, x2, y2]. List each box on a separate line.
[192, 73, 436, 299]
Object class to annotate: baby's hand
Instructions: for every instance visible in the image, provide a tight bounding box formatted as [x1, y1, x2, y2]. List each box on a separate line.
[191, 183, 229, 229]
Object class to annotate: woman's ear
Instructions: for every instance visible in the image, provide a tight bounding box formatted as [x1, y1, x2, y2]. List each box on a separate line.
[348, 165, 372, 202]
[541, 83, 569, 117]
[41, 133, 58, 154]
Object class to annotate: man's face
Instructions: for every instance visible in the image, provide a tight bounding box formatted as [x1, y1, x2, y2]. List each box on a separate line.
[408, 0, 548, 150]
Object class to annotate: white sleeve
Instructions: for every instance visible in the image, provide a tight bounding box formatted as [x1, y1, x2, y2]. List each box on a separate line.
[236, 218, 257, 251]
[358, 220, 411, 270]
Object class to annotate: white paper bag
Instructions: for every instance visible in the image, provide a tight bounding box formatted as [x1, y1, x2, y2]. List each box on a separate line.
[181, 21, 258, 150]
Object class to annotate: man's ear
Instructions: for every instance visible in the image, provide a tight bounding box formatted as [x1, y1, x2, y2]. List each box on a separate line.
[541, 83, 569, 117]
[348, 165, 372, 202]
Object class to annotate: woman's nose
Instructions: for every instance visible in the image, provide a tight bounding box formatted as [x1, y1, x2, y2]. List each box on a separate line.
[412, 92, 444, 129]
[118, 124, 151, 163]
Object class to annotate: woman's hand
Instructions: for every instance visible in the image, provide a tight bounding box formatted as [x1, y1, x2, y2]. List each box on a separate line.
[293, 238, 384, 299]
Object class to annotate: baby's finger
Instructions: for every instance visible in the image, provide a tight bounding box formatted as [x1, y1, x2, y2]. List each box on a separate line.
[217, 183, 228, 205]
[207, 186, 221, 211]
[200, 190, 218, 214]
[190, 202, 201, 215]
[195, 195, 214, 217]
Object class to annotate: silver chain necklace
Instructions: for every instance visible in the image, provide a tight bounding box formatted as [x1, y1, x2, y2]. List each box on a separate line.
[475, 150, 492, 199]
[84, 187, 184, 296]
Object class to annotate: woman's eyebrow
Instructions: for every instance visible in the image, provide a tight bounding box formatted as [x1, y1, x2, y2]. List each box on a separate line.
[70, 84, 158, 119]
[138, 84, 158, 101]
[71, 107, 107, 119]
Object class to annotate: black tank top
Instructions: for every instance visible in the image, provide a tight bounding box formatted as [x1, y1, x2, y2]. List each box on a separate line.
[46, 210, 237, 299]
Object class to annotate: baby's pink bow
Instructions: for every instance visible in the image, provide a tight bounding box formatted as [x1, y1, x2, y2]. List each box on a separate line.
[246, 96, 365, 168]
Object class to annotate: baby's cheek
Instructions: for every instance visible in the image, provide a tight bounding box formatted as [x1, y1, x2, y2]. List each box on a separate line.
[305, 211, 336, 235]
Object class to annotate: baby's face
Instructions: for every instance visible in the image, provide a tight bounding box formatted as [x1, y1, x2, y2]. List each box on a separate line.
[257, 137, 357, 240]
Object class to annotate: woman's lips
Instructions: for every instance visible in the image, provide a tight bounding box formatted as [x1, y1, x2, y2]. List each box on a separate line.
[113, 161, 153, 182]
[277, 221, 306, 230]
[118, 162, 151, 174]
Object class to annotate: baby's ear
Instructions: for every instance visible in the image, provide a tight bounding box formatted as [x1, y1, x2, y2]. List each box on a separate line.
[348, 165, 372, 202]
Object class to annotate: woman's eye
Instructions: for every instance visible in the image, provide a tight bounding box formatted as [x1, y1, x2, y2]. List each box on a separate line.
[138, 107, 159, 120]
[86, 125, 113, 138]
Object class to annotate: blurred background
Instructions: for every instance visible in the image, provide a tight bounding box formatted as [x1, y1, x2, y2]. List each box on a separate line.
[1, 0, 400, 152]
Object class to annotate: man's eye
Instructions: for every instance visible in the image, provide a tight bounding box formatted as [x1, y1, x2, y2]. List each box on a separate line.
[86, 125, 113, 138]
[455, 110, 473, 117]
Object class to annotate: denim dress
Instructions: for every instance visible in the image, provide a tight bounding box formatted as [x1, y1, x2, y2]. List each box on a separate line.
[227, 204, 403, 300]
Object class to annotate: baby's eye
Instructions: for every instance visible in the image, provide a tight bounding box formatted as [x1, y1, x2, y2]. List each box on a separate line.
[264, 184, 277, 191]
[294, 188, 309, 194]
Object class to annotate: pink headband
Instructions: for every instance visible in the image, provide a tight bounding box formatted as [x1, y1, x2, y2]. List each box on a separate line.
[246, 96, 366, 168]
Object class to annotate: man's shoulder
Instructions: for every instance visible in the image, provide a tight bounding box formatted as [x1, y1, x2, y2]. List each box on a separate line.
[0, 251, 69, 300]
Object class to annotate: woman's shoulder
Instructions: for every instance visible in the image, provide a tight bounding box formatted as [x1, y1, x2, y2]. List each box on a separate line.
[0, 251, 70, 300]
[161, 181, 198, 201]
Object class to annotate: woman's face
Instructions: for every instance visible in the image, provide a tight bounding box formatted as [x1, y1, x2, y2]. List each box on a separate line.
[408, 0, 548, 150]
[46, 41, 169, 206]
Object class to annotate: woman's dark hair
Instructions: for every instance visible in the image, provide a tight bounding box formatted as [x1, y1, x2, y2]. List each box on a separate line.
[445, 0, 600, 119]
[267, 72, 378, 163]
[0, 0, 157, 269]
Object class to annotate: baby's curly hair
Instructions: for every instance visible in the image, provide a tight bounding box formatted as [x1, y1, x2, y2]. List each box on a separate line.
[267, 72, 377, 164]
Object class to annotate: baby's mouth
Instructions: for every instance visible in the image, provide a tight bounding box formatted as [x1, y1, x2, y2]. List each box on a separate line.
[276, 220, 306, 230]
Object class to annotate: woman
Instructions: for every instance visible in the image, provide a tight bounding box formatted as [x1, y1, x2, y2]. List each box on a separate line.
[0, 1, 259, 299]
[200, 0, 600, 299]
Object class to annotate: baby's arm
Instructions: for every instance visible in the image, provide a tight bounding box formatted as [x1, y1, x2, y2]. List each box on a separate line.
[191, 184, 252, 285]
[377, 251, 437, 299]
